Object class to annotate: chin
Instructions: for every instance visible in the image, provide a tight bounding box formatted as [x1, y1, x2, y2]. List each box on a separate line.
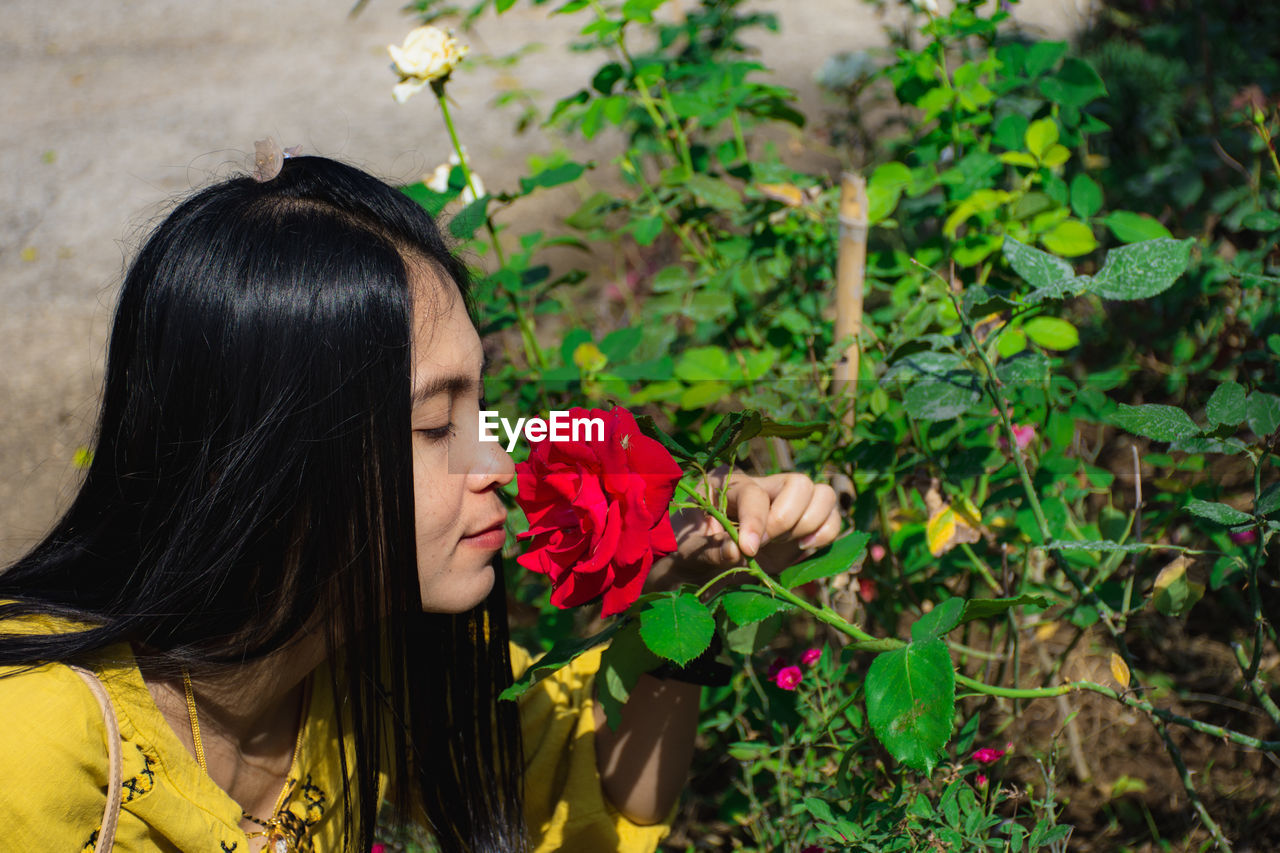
[418, 560, 496, 613]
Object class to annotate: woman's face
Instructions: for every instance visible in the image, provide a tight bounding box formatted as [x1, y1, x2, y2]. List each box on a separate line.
[408, 264, 513, 612]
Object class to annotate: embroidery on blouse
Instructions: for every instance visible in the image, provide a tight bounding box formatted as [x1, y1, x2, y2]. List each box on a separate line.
[121, 745, 158, 803]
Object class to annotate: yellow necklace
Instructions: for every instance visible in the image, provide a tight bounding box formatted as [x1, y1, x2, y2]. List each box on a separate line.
[182, 667, 310, 853]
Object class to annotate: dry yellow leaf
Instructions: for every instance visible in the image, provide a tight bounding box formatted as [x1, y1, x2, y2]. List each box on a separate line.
[1110, 652, 1131, 689]
[755, 182, 806, 207]
[1034, 621, 1059, 642]
[923, 480, 982, 557]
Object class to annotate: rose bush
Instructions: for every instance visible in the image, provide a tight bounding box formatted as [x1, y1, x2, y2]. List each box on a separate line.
[513, 407, 682, 616]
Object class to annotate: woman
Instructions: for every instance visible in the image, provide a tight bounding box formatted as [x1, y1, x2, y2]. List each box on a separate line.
[0, 155, 840, 852]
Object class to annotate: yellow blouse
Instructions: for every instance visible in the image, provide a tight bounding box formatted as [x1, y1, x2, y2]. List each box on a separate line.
[0, 616, 669, 852]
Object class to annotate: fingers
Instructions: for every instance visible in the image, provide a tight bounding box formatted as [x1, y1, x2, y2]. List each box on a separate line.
[721, 471, 841, 558]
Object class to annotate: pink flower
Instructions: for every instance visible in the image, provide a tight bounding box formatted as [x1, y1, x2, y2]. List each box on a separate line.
[773, 665, 803, 690]
[801, 847, 827, 853]
[972, 747, 1006, 765]
[857, 577, 878, 602]
[976, 773, 988, 786]
[801, 647, 823, 667]
[371, 845, 387, 853]
[869, 543, 886, 562]
[986, 408, 1036, 452]
[766, 657, 786, 679]
[1230, 529, 1258, 545]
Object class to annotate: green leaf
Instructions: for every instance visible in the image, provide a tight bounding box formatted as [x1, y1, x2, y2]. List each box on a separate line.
[1002, 236, 1074, 290]
[868, 161, 911, 223]
[1256, 482, 1280, 517]
[599, 326, 643, 363]
[1102, 211, 1173, 242]
[633, 414, 696, 461]
[499, 620, 622, 701]
[1023, 316, 1079, 351]
[1206, 382, 1248, 426]
[911, 597, 965, 642]
[630, 216, 663, 246]
[638, 592, 716, 666]
[1025, 41, 1068, 77]
[674, 346, 732, 381]
[1040, 220, 1097, 257]
[1038, 56, 1107, 108]
[865, 639, 955, 773]
[724, 613, 782, 655]
[1088, 238, 1191, 301]
[686, 174, 744, 212]
[401, 181, 455, 217]
[777, 531, 871, 589]
[1186, 499, 1252, 526]
[1024, 118, 1059, 160]
[1110, 403, 1202, 442]
[596, 621, 660, 729]
[518, 161, 586, 194]
[703, 410, 763, 466]
[448, 194, 491, 240]
[721, 589, 794, 626]
[1247, 392, 1280, 438]
[996, 351, 1051, 385]
[959, 593, 1051, 624]
[1070, 174, 1103, 218]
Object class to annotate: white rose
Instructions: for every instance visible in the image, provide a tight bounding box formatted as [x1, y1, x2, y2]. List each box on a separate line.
[388, 26, 469, 102]
[424, 151, 485, 204]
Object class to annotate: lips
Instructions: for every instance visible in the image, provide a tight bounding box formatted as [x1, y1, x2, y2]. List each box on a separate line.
[464, 517, 506, 539]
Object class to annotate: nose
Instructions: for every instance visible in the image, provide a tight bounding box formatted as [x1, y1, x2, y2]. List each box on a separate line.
[467, 434, 515, 492]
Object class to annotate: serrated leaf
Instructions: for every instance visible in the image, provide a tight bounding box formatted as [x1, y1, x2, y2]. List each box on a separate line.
[865, 639, 956, 774]
[959, 593, 1051, 624]
[1186, 498, 1253, 526]
[1023, 316, 1079, 351]
[1110, 403, 1201, 442]
[911, 597, 965, 642]
[686, 173, 744, 212]
[1206, 382, 1248, 426]
[1257, 482, 1280, 517]
[518, 161, 586, 194]
[1088, 238, 1191, 301]
[596, 620, 661, 729]
[447, 194, 492, 240]
[1002, 236, 1075, 290]
[633, 414, 696, 461]
[1152, 556, 1204, 617]
[720, 589, 794, 626]
[1247, 392, 1280, 438]
[499, 620, 622, 701]
[638, 592, 716, 666]
[996, 352, 1051, 386]
[777, 531, 871, 589]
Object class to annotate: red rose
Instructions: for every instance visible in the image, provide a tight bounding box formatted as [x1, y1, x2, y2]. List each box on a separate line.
[514, 407, 683, 616]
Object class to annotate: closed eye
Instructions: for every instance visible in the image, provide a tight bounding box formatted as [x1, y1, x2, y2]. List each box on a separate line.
[418, 423, 457, 443]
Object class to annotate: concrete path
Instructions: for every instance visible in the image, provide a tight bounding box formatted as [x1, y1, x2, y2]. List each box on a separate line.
[0, 0, 1089, 560]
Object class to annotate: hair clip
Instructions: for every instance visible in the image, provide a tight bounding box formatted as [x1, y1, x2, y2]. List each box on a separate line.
[251, 138, 302, 182]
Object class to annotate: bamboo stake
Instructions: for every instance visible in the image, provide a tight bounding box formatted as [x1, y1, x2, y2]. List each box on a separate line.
[833, 172, 868, 430]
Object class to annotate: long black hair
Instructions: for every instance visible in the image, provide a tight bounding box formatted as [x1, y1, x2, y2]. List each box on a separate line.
[0, 156, 526, 852]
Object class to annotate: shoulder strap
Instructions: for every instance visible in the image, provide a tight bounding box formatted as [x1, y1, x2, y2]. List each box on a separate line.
[70, 665, 123, 853]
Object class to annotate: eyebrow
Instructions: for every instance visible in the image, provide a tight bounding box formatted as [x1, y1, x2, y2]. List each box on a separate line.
[410, 354, 490, 408]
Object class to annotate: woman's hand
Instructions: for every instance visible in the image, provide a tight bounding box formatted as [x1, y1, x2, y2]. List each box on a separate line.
[664, 466, 843, 581]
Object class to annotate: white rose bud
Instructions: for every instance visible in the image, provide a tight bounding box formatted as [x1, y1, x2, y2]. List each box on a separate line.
[388, 26, 469, 103]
